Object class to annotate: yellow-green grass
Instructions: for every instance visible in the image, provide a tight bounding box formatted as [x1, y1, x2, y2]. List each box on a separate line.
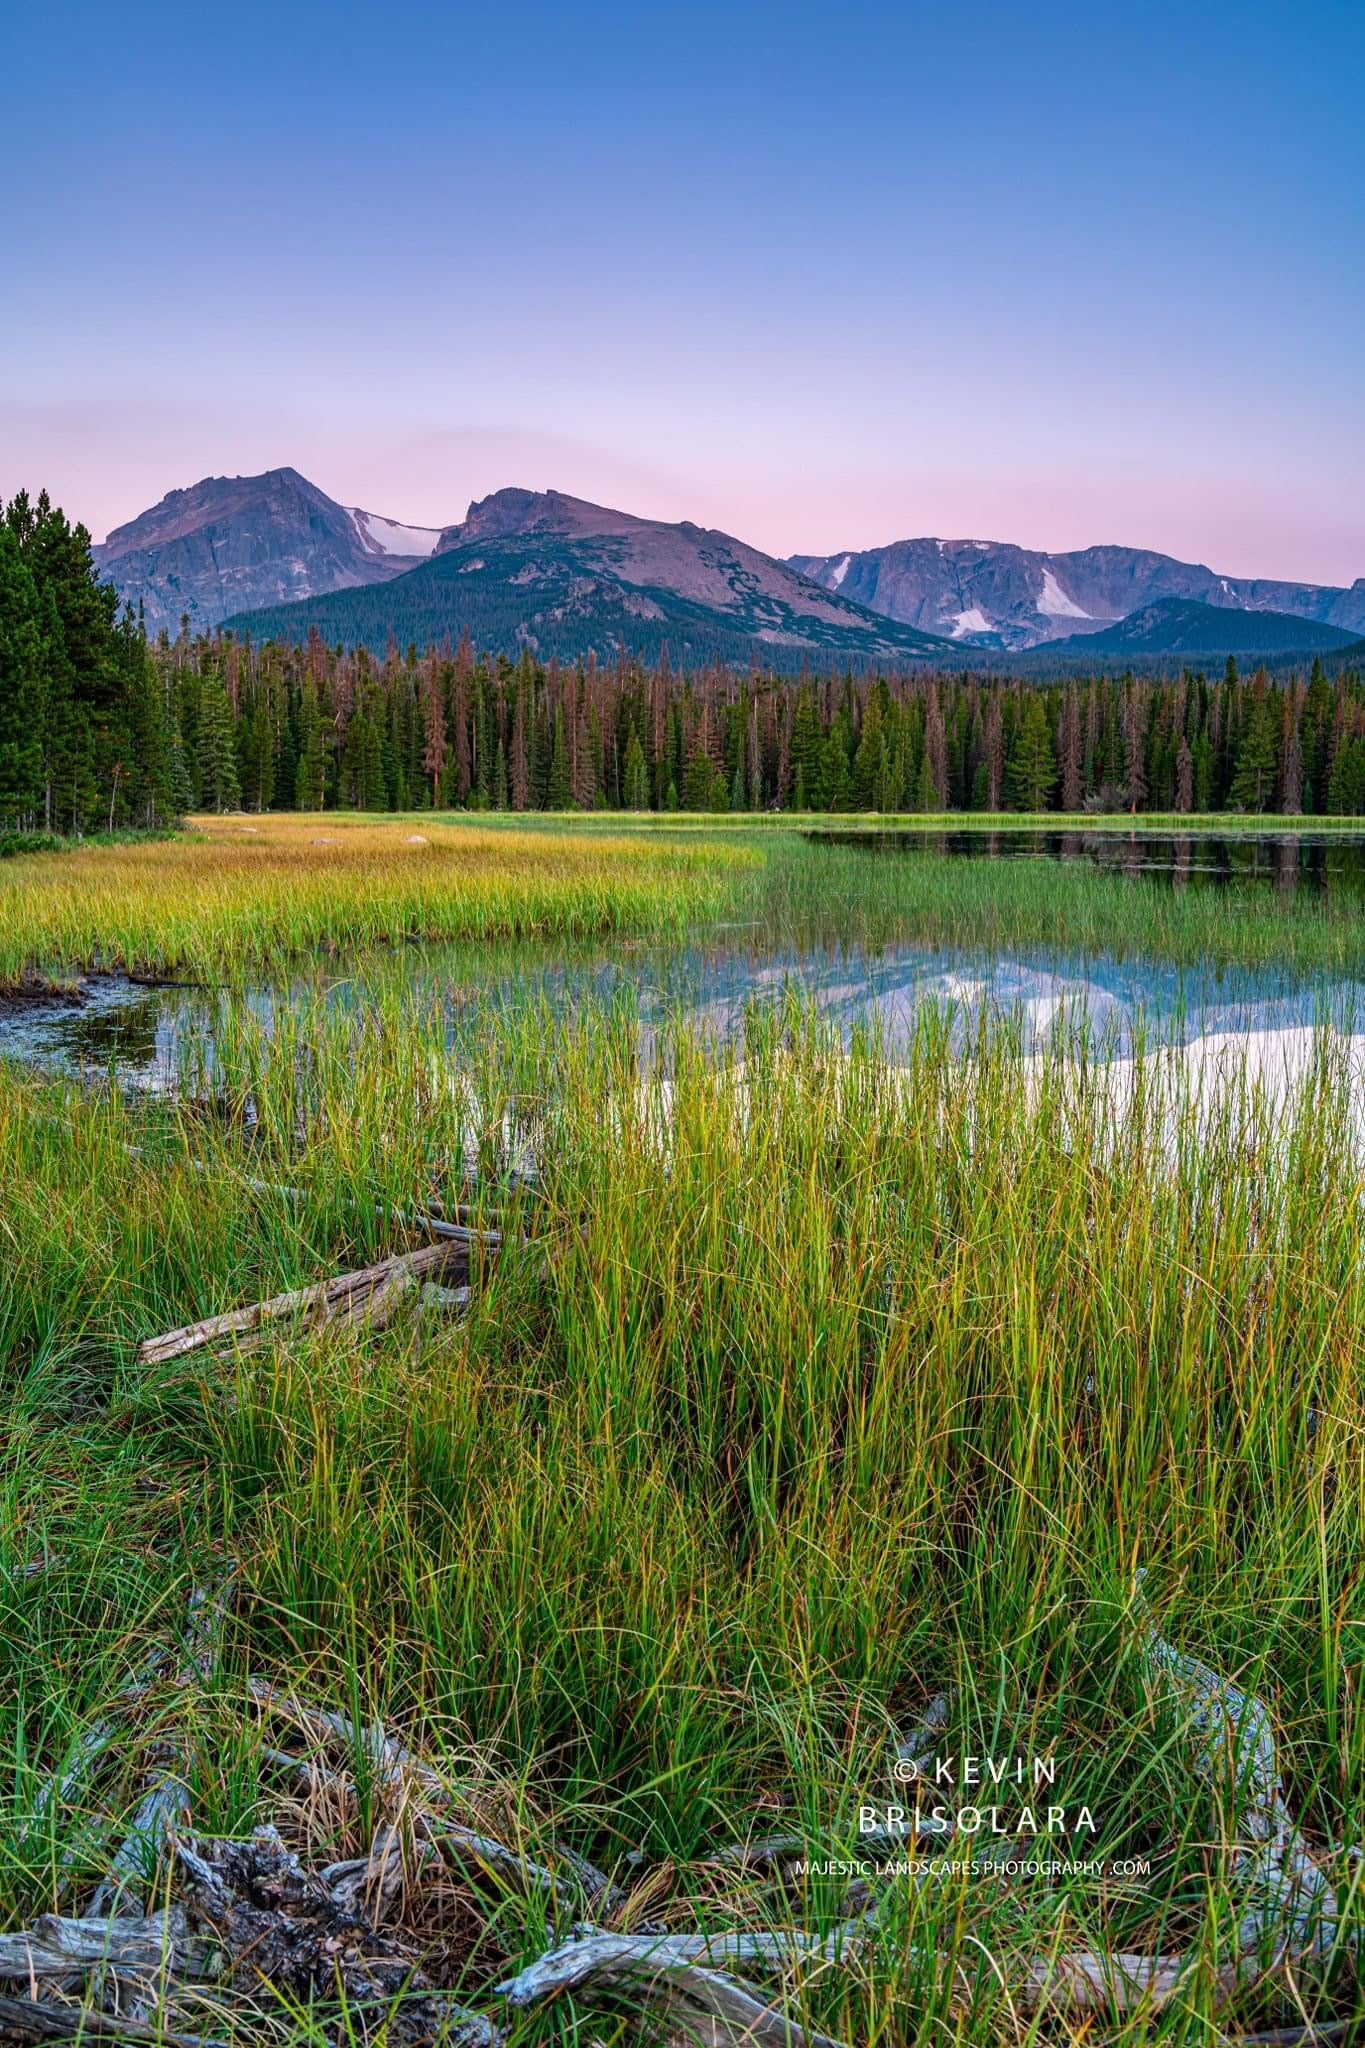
[0, 812, 750, 984]
[3, 811, 1365, 991]
[2, 984, 1362, 2040]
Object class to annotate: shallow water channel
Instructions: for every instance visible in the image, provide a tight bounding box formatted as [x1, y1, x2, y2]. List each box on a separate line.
[6, 827, 1365, 1093]
[806, 825, 1365, 896]
[3, 937, 1362, 1095]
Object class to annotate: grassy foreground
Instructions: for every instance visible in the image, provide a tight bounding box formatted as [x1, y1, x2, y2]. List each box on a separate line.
[2, 816, 1365, 2042]
[3, 976, 1365, 2041]
[1, 810, 1364, 985]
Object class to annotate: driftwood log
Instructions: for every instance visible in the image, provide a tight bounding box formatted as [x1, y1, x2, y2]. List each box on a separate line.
[8, 1590, 1353, 2047]
[138, 1240, 471, 1366]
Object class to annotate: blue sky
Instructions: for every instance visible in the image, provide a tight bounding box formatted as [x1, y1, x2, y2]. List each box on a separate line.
[3, 0, 1362, 581]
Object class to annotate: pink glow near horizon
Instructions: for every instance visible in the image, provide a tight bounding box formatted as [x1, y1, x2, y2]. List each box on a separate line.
[3, 403, 1361, 590]
[3, 4, 1362, 589]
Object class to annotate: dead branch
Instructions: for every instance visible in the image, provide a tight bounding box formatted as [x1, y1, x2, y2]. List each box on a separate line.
[0, 1995, 224, 2047]
[0, 1910, 215, 1983]
[1140, 1588, 1339, 1958]
[497, 1930, 849, 2048]
[88, 1768, 192, 1917]
[138, 1241, 470, 1366]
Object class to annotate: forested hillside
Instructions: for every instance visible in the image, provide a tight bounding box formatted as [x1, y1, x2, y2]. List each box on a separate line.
[3, 490, 1365, 829]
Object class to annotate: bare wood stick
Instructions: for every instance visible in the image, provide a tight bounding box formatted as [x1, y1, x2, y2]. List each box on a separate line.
[0, 1992, 224, 2046]
[0, 1910, 216, 1982]
[25, 1722, 119, 1837]
[421, 1815, 599, 1909]
[710, 1812, 945, 1873]
[124, 1145, 504, 1247]
[497, 1931, 848, 2048]
[88, 1768, 191, 1917]
[139, 1240, 468, 1365]
[890, 1692, 950, 1774]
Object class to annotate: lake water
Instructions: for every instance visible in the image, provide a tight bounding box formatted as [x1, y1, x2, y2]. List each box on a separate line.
[5, 827, 1364, 1093]
[806, 826, 1365, 896]
[3, 939, 1360, 1095]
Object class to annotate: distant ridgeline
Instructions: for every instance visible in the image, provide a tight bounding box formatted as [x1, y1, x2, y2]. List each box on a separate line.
[2, 490, 1365, 829]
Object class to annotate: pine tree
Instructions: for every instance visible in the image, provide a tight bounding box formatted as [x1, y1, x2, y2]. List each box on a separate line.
[339, 697, 385, 810]
[197, 674, 242, 812]
[1007, 695, 1057, 810]
[1122, 684, 1148, 814]
[622, 728, 650, 809]
[1326, 733, 1365, 815]
[294, 679, 326, 810]
[1228, 694, 1278, 812]
[125, 645, 172, 825]
[789, 690, 824, 810]
[851, 695, 885, 809]
[421, 662, 447, 806]
[1059, 685, 1083, 811]
[0, 525, 45, 825]
[545, 706, 573, 809]
[922, 687, 948, 810]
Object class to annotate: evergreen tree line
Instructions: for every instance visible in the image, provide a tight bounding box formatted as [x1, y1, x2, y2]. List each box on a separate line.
[150, 630, 1365, 820]
[0, 492, 176, 832]
[4, 493, 1365, 827]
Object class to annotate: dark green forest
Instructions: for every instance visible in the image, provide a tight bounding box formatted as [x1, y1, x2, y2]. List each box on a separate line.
[4, 490, 1365, 828]
[0, 492, 174, 833]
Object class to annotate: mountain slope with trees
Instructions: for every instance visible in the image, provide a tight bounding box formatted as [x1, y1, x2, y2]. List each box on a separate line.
[223, 489, 956, 666]
[1045, 596, 1359, 658]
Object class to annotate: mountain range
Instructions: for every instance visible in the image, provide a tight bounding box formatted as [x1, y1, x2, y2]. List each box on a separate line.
[91, 466, 1364, 665]
[92, 468, 442, 633]
[789, 537, 1365, 651]
[223, 481, 953, 664]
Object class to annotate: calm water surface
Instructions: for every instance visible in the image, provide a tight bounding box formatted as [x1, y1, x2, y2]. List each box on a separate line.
[806, 827, 1365, 896]
[5, 828, 1364, 1091]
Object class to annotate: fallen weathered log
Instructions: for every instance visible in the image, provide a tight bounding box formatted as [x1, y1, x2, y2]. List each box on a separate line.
[0, 1910, 215, 1983]
[497, 1930, 848, 2048]
[139, 1240, 470, 1365]
[0, 1995, 223, 2047]
[1140, 1585, 1339, 1959]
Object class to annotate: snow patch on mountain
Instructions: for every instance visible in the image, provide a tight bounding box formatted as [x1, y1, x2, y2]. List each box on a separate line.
[349, 509, 442, 559]
[1036, 569, 1093, 620]
[951, 606, 994, 638]
[828, 553, 852, 588]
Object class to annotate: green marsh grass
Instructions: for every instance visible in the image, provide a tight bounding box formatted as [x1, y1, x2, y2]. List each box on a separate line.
[3, 811, 1365, 990]
[0, 812, 748, 983]
[3, 971, 1364, 2040]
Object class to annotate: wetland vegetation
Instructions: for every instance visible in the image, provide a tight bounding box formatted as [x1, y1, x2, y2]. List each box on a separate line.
[2, 807, 1364, 2043]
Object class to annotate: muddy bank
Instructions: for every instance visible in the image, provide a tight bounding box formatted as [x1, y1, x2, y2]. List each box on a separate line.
[0, 974, 87, 1014]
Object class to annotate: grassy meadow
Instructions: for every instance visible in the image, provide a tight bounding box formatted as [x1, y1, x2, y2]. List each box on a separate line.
[0, 814, 749, 984]
[2, 813, 1364, 2044]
